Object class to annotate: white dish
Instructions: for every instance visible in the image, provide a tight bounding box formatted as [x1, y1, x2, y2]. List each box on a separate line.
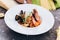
[4, 4, 55, 35]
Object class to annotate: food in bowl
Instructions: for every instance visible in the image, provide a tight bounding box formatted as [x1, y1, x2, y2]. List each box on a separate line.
[15, 9, 41, 28]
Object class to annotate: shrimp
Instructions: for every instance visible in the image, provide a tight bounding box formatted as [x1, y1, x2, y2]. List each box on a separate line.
[32, 16, 41, 27]
[31, 9, 41, 27]
[33, 9, 40, 21]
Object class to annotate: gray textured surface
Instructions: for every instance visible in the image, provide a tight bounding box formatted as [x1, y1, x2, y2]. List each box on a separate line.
[0, 7, 60, 40]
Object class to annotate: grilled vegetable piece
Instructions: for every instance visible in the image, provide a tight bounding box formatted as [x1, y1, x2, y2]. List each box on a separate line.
[26, 0, 32, 4]
[0, 13, 5, 19]
[15, 0, 32, 4]
[15, 0, 24, 4]
[49, 0, 56, 10]
[40, 0, 51, 10]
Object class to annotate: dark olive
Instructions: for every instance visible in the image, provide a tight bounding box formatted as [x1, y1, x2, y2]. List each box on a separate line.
[15, 15, 20, 21]
[18, 16, 23, 23]
[20, 10, 24, 14]
[27, 26, 30, 27]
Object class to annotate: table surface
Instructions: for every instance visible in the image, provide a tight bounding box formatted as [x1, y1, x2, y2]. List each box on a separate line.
[0, 7, 60, 40]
